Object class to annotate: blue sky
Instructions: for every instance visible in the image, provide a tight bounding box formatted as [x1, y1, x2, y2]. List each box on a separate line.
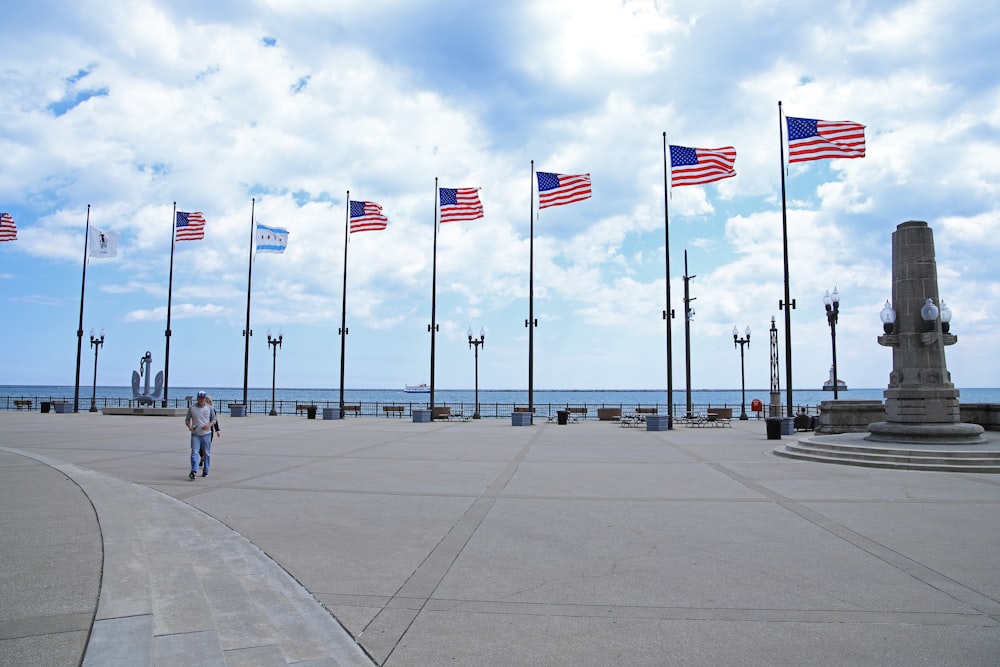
[2, 0, 998, 392]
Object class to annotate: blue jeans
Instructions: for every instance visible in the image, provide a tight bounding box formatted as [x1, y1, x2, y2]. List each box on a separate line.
[190, 432, 212, 473]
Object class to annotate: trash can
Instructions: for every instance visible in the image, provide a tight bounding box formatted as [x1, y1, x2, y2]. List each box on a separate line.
[557, 410, 569, 425]
[765, 417, 782, 440]
[780, 417, 795, 435]
[41, 402, 51, 413]
[306, 406, 317, 420]
[230, 404, 246, 417]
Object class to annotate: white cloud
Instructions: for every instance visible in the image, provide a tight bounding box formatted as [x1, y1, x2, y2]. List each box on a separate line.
[1, 0, 997, 390]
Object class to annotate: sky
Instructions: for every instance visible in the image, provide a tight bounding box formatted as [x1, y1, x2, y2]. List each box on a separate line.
[1, 0, 999, 394]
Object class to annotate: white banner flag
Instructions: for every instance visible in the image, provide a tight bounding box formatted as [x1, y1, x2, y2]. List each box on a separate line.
[89, 227, 120, 258]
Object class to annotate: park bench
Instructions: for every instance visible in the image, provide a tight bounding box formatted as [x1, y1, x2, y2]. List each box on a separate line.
[432, 406, 451, 420]
[383, 405, 405, 417]
[342, 405, 361, 416]
[13, 400, 32, 411]
[296, 404, 317, 417]
[565, 406, 587, 422]
[597, 407, 622, 421]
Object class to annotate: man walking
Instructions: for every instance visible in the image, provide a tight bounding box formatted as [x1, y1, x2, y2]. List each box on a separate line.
[185, 391, 217, 479]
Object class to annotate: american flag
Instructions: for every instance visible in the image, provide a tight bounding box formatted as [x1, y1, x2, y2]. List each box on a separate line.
[439, 187, 484, 223]
[669, 145, 737, 187]
[349, 201, 388, 233]
[0, 212, 16, 242]
[786, 117, 866, 163]
[536, 172, 592, 209]
[175, 211, 206, 241]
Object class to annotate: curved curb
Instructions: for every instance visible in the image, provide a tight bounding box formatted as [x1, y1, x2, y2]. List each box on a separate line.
[5, 448, 373, 666]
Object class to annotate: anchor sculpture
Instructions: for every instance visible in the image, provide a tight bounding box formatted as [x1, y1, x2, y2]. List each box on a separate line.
[131, 351, 164, 406]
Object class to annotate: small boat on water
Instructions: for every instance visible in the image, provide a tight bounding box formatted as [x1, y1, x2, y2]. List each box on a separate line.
[822, 366, 848, 392]
[404, 383, 430, 393]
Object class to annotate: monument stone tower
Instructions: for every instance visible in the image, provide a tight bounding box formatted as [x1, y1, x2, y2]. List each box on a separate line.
[867, 220, 984, 444]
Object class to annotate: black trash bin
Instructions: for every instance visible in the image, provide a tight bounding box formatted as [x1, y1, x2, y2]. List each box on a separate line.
[765, 417, 782, 440]
[41, 401, 51, 413]
[306, 406, 317, 420]
[557, 410, 569, 425]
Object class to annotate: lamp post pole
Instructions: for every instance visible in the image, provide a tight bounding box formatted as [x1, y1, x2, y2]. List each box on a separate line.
[733, 325, 750, 420]
[824, 288, 840, 399]
[682, 250, 696, 419]
[467, 327, 485, 419]
[267, 329, 283, 416]
[89, 329, 104, 413]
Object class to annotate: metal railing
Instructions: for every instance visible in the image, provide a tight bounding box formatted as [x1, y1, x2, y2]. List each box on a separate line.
[1, 395, 815, 418]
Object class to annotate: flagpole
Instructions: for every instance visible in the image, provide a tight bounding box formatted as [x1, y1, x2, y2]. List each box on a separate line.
[162, 202, 177, 407]
[778, 100, 795, 417]
[73, 204, 91, 413]
[662, 133, 674, 429]
[429, 178, 439, 410]
[528, 161, 536, 414]
[338, 192, 350, 416]
[242, 198, 255, 409]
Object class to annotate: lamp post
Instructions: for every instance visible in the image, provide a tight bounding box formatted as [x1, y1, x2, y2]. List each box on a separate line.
[467, 327, 485, 419]
[267, 328, 283, 416]
[824, 288, 841, 399]
[682, 250, 696, 419]
[733, 325, 750, 420]
[89, 328, 104, 413]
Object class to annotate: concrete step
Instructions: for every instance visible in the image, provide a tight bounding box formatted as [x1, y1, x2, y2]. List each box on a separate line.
[774, 441, 1000, 473]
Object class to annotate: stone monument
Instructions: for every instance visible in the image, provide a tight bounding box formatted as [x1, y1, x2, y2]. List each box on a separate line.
[867, 220, 984, 444]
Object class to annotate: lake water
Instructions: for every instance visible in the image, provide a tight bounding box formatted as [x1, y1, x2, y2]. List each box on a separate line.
[3, 385, 998, 416]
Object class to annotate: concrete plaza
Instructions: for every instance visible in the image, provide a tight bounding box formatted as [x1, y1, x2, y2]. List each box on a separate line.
[1, 411, 998, 666]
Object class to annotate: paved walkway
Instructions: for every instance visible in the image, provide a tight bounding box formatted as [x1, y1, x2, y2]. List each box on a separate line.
[1, 412, 998, 665]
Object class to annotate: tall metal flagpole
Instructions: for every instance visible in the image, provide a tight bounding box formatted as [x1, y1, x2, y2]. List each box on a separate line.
[429, 178, 439, 410]
[242, 198, 255, 409]
[338, 192, 350, 416]
[162, 202, 177, 407]
[662, 133, 674, 429]
[527, 161, 536, 414]
[73, 204, 92, 413]
[777, 100, 795, 417]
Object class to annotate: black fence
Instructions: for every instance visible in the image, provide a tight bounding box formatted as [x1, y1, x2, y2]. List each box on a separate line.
[1, 395, 813, 419]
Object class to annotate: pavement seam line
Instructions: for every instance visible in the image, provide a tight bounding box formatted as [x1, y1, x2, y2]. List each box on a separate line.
[370, 425, 544, 663]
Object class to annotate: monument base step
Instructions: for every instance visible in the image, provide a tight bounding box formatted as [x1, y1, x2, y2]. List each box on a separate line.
[774, 435, 1000, 473]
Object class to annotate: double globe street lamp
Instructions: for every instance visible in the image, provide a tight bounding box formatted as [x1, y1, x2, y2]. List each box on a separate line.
[732, 325, 750, 420]
[89, 328, 105, 413]
[824, 288, 841, 399]
[267, 328, 283, 416]
[467, 327, 485, 419]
